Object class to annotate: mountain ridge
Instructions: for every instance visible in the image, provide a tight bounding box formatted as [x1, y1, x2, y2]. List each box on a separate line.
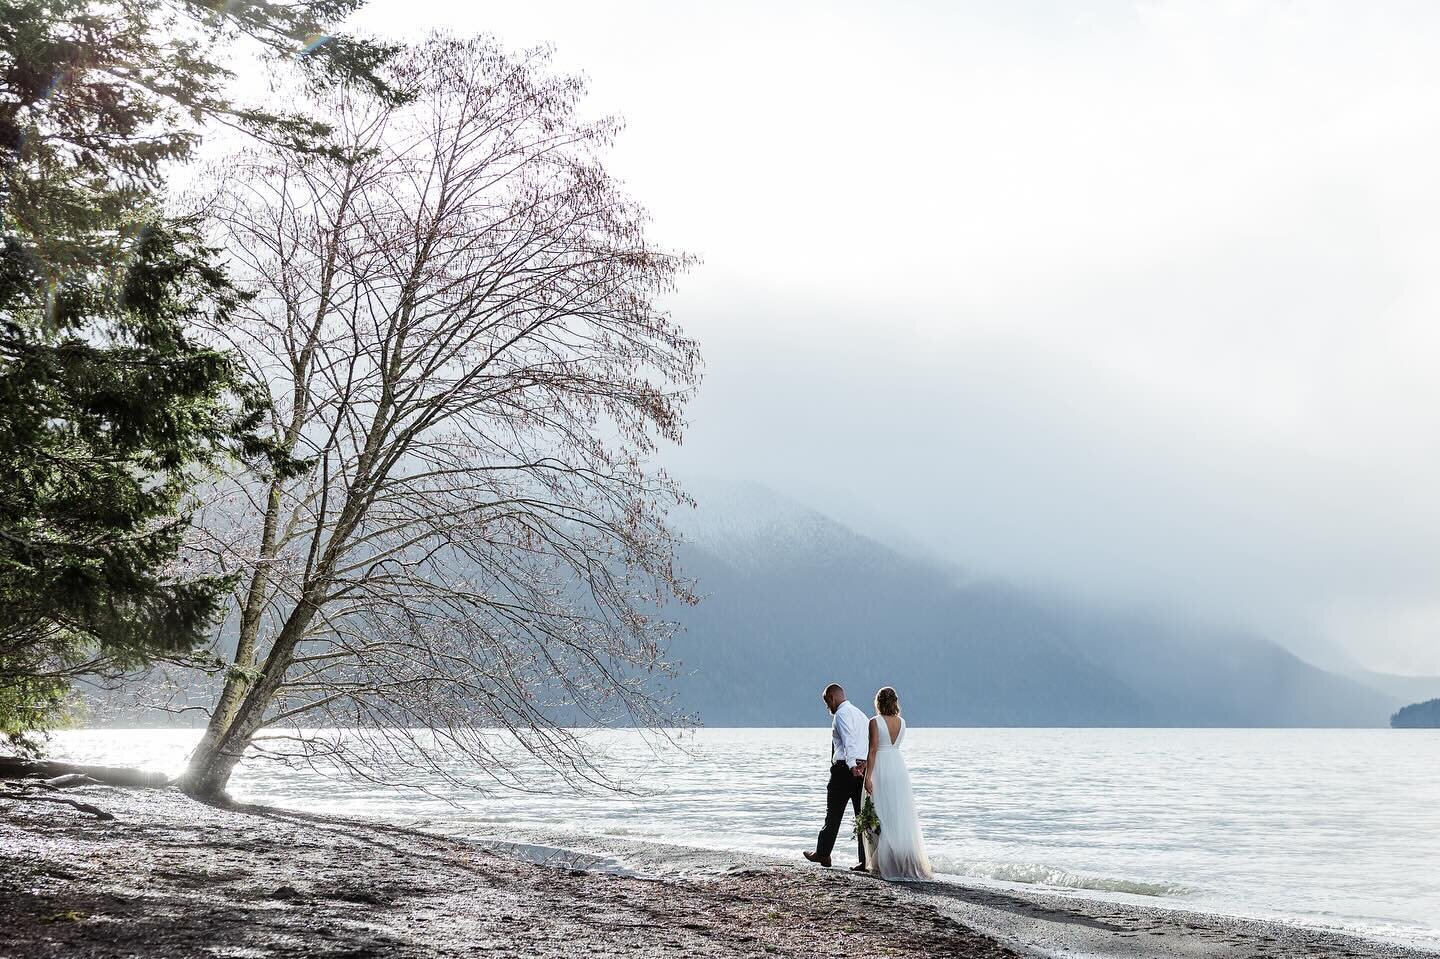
[665, 479, 1401, 728]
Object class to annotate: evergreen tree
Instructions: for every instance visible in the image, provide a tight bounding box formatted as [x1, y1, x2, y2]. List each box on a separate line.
[1390, 698, 1440, 728]
[0, 0, 394, 750]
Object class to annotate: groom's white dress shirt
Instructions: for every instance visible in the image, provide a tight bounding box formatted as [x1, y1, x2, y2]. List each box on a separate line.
[831, 699, 869, 769]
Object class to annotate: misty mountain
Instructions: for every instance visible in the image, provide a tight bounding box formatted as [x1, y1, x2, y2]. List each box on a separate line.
[1349, 669, 1440, 707]
[664, 480, 1401, 728]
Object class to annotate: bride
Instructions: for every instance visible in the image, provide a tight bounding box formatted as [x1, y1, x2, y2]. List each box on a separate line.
[862, 686, 933, 880]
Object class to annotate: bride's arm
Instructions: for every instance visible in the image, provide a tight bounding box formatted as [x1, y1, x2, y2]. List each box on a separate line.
[864, 718, 878, 794]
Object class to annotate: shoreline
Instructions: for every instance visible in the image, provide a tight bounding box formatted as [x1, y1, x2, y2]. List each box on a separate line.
[2, 784, 1435, 959]
[444, 828, 1440, 959]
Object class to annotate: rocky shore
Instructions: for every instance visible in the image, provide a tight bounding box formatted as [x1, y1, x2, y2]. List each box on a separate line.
[1, 784, 1435, 959]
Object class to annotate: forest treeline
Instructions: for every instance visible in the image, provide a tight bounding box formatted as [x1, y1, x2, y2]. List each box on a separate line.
[1390, 699, 1440, 728]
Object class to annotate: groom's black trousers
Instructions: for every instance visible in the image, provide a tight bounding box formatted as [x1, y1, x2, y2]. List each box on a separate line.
[816, 760, 866, 866]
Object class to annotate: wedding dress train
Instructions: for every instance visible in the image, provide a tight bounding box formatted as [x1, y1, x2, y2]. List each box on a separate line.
[868, 716, 933, 881]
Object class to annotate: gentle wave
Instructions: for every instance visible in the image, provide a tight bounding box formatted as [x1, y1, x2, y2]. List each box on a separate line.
[931, 857, 1195, 898]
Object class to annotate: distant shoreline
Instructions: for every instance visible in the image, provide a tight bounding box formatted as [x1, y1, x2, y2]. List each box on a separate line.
[3, 784, 1435, 958]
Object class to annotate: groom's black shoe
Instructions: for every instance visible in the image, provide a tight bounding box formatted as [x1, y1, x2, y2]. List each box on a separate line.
[803, 851, 832, 867]
[850, 864, 868, 872]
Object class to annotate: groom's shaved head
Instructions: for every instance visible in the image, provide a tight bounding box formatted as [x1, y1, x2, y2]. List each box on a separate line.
[824, 683, 844, 699]
[822, 683, 846, 713]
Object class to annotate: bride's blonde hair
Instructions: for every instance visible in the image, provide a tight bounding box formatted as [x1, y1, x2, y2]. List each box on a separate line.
[875, 686, 900, 716]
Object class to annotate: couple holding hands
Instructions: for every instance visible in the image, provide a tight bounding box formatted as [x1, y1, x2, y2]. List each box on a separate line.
[804, 683, 933, 881]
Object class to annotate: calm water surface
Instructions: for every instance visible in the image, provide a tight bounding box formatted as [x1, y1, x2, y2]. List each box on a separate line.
[50, 727, 1440, 948]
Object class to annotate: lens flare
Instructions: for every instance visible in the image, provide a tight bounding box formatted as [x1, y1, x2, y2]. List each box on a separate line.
[297, 34, 332, 59]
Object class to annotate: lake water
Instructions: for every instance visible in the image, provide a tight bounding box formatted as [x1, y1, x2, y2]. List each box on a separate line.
[47, 727, 1440, 949]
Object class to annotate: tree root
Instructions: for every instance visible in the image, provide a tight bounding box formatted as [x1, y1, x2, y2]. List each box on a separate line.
[0, 787, 115, 820]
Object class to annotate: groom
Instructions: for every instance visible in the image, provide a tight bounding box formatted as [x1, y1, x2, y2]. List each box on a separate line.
[804, 682, 868, 871]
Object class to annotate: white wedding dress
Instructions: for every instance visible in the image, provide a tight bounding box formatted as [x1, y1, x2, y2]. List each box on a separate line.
[869, 715, 933, 881]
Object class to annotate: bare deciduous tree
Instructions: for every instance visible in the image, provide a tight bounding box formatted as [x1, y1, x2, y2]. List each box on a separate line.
[178, 36, 700, 799]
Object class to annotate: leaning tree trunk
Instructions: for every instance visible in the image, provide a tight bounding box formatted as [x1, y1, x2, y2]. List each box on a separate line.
[182, 162, 360, 801]
[182, 469, 372, 798]
[179, 584, 329, 799]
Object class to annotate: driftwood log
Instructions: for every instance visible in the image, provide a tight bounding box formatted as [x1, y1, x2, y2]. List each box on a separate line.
[0, 757, 169, 788]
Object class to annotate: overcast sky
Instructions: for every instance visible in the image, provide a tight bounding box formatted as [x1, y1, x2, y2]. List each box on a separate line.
[350, 0, 1440, 675]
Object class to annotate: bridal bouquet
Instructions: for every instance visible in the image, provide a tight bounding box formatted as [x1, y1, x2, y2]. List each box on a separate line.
[853, 796, 881, 838]
[854, 796, 882, 869]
